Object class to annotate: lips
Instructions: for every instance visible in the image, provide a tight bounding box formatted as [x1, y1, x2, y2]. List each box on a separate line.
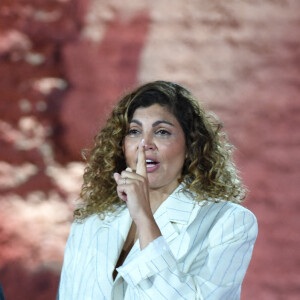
[146, 159, 158, 167]
[145, 157, 160, 173]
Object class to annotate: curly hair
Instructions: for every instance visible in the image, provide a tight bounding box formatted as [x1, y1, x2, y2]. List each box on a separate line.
[74, 80, 246, 220]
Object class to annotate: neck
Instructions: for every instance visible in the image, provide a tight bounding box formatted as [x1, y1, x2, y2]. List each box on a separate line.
[149, 183, 179, 213]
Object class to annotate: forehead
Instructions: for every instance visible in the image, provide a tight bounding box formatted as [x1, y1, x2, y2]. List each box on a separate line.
[130, 104, 176, 122]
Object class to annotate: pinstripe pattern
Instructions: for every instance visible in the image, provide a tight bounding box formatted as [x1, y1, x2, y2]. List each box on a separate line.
[59, 185, 257, 299]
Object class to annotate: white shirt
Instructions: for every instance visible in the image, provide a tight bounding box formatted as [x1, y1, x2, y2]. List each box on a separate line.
[58, 186, 258, 299]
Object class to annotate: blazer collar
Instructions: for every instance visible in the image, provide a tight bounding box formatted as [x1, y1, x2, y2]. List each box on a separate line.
[152, 184, 197, 243]
[161, 184, 196, 225]
[100, 184, 198, 245]
[102, 184, 196, 224]
[101, 206, 132, 241]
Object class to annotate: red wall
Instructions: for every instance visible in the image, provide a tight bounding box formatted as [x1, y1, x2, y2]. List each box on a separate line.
[0, 1, 299, 299]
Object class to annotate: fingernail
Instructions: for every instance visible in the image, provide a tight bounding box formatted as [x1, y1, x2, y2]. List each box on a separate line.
[141, 139, 145, 147]
[126, 167, 132, 172]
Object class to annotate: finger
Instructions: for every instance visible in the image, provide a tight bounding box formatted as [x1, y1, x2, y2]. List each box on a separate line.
[113, 172, 121, 183]
[116, 186, 128, 202]
[116, 177, 136, 186]
[136, 139, 147, 177]
[114, 173, 128, 202]
[120, 170, 144, 182]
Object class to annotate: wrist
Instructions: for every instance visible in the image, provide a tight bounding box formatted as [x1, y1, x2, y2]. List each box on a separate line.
[133, 211, 155, 228]
[134, 215, 162, 250]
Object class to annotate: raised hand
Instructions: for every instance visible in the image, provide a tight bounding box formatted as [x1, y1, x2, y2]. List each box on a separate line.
[113, 139, 151, 222]
[114, 139, 161, 248]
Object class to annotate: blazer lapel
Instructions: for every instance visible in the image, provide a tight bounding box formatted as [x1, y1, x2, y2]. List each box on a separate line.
[154, 186, 197, 244]
[95, 207, 132, 296]
[112, 186, 198, 296]
[104, 208, 133, 268]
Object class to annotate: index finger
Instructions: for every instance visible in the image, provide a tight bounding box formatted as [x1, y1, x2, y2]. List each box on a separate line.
[136, 139, 147, 178]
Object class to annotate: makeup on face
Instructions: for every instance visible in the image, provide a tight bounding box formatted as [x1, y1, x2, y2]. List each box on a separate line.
[123, 104, 186, 193]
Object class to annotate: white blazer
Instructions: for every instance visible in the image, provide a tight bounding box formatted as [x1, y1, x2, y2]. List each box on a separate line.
[59, 186, 257, 299]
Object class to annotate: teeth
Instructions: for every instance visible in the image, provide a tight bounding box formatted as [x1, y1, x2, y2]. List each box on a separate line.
[146, 159, 154, 163]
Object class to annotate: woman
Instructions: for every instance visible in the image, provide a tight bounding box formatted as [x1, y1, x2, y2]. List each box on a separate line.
[58, 80, 257, 299]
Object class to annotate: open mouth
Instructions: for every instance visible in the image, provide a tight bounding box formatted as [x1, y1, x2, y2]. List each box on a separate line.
[146, 159, 159, 168]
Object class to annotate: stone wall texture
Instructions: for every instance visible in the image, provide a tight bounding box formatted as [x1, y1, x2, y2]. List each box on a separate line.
[0, 0, 299, 299]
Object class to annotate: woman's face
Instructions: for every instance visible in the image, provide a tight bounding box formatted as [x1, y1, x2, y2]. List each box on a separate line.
[123, 104, 186, 194]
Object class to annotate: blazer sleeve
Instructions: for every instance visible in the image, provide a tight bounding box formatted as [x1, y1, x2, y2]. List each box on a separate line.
[117, 208, 258, 300]
[58, 221, 77, 299]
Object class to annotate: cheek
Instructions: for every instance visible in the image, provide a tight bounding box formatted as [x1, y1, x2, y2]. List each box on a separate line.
[123, 140, 137, 163]
[162, 140, 186, 162]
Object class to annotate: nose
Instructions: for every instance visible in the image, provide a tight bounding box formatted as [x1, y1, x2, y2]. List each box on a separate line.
[144, 142, 156, 151]
[142, 135, 157, 151]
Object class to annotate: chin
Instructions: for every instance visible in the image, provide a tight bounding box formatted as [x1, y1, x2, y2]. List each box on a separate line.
[148, 181, 162, 189]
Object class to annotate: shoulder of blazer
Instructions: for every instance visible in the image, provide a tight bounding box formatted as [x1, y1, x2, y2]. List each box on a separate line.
[169, 187, 257, 234]
[69, 207, 128, 241]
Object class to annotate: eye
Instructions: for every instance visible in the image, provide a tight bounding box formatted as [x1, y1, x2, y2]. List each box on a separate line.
[155, 129, 171, 136]
[127, 128, 141, 136]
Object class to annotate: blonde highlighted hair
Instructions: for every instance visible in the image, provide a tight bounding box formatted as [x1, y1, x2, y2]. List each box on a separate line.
[75, 81, 246, 220]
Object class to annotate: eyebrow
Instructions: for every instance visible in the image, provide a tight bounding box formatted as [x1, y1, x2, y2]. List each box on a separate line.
[130, 119, 175, 127]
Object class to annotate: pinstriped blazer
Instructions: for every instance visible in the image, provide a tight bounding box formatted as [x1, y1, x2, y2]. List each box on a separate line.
[59, 185, 257, 299]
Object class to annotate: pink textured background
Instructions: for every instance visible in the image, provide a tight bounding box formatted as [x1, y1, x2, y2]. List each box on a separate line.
[0, 1, 299, 299]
